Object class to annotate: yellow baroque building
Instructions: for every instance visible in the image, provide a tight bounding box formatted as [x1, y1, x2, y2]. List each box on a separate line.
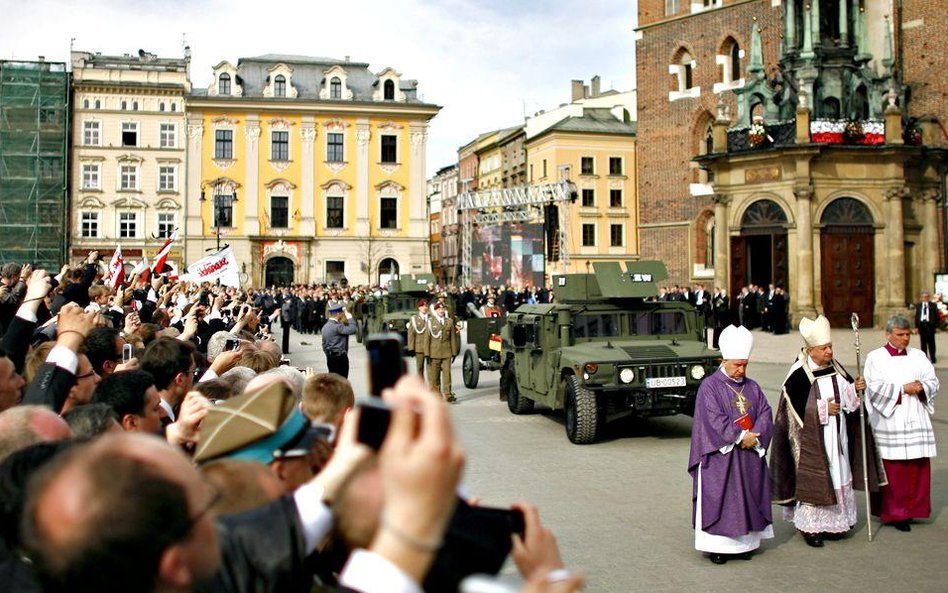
[185, 55, 440, 286]
[524, 88, 638, 275]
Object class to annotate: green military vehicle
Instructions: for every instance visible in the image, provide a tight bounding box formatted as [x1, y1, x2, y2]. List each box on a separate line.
[460, 313, 506, 389]
[499, 261, 720, 444]
[355, 274, 434, 351]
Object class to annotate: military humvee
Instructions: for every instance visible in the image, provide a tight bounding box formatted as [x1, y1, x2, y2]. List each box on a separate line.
[499, 261, 720, 444]
[355, 274, 434, 351]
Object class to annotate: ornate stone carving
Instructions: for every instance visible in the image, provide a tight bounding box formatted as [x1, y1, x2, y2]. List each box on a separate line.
[300, 126, 317, 142]
[884, 185, 910, 201]
[212, 116, 239, 126]
[212, 159, 235, 171]
[324, 119, 350, 131]
[793, 184, 814, 201]
[268, 118, 293, 130]
[270, 160, 291, 173]
[357, 128, 371, 147]
[245, 124, 261, 146]
[377, 122, 403, 132]
[187, 124, 204, 139]
[379, 163, 399, 176]
[326, 161, 346, 174]
[712, 193, 731, 206]
[410, 130, 426, 148]
[916, 189, 941, 203]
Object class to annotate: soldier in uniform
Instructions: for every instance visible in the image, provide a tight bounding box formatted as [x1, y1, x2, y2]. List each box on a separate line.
[479, 295, 502, 318]
[427, 300, 459, 403]
[406, 298, 430, 380]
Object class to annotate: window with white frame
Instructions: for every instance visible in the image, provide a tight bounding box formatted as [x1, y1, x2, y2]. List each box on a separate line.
[118, 212, 139, 238]
[610, 224, 623, 247]
[271, 131, 289, 161]
[215, 130, 233, 159]
[271, 195, 289, 228]
[157, 212, 176, 238]
[580, 156, 594, 175]
[159, 102, 166, 112]
[81, 164, 100, 190]
[122, 122, 138, 147]
[582, 223, 596, 247]
[326, 196, 344, 228]
[219, 73, 231, 95]
[669, 48, 699, 101]
[158, 166, 176, 192]
[330, 77, 342, 99]
[120, 165, 138, 190]
[274, 75, 287, 98]
[160, 123, 177, 148]
[327, 133, 344, 162]
[83, 121, 100, 146]
[80, 211, 100, 238]
[609, 157, 623, 176]
[380, 197, 398, 229]
[380, 135, 397, 164]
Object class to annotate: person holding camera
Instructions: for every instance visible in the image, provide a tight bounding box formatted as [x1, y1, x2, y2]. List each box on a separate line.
[321, 302, 357, 378]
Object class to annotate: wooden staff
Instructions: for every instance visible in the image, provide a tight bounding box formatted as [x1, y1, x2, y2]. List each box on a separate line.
[851, 312, 873, 542]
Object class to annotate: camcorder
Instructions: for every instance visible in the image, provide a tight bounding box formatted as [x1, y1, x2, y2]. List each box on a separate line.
[359, 333, 523, 591]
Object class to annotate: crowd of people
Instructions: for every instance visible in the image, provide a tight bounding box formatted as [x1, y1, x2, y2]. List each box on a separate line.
[0, 255, 584, 593]
[689, 314, 938, 564]
[654, 282, 790, 337]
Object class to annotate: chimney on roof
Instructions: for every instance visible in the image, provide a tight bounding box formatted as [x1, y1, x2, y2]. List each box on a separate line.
[37, 56, 45, 62]
[591, 75, 601, 97]
[571, 79, 584, 102]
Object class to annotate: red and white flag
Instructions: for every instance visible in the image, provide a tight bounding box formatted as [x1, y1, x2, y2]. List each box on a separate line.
[105, 245, 125, 291]
[151, 228, 178, 277]
[130, 255, 150, 283]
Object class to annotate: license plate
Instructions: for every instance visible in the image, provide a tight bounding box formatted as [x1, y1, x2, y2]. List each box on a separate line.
[646, 376, 686, 389]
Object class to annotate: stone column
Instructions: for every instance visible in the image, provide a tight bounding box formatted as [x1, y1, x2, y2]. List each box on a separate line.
[794, 184, 818, 319]
[300, 117, 316, 237]
[355, 120, 371, 236]
[785, 0, 797, 53]
[185, 116, 204, 264]
[885, 186, 908, 307]
[919, 190, 941, 292]
[712, 194, 730, 292]
[244, 116, 261, 235]
[838, 0, 849, 47]
[802, 2, 815, 58]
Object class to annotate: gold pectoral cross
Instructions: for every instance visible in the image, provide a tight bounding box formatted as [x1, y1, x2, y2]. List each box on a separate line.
[726, 384, 750, 415]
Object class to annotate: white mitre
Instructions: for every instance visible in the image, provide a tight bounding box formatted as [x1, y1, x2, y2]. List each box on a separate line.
[799, 315, 832, 347]
[719, 325, 754, 360]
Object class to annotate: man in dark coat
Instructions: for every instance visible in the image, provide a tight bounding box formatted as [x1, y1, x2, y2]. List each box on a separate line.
[914, 291, 937, 362]
[689, 325, 773, 564]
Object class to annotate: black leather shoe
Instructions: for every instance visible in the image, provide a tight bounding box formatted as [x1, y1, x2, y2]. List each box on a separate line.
[802, 532, 824, 547]
[893, 521, 912, 532]
[708, 553, 728, 565]
[822, 531, 846, 541]
[736, 552, 752, 561]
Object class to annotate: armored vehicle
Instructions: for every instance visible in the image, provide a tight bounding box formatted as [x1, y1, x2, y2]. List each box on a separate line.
[355, 274, 434, 351]
[499, 261, 720, 444]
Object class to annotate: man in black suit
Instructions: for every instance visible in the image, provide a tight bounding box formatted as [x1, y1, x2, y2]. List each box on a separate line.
[61, 251, 100, 309]
[914, 291, 937, 363]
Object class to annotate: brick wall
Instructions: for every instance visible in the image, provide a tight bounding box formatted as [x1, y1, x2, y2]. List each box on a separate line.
[900, 0, 948, 138]
[635, 0, 781, 284]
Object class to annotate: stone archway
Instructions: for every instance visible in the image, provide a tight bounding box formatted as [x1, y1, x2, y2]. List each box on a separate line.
[265, 256, 294, 288]
[378, 257, 399, 286]
[819, 197, 874, 328]
[730, 198, 790, 293]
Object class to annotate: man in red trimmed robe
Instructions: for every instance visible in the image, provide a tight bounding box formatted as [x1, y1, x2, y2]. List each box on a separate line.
[864, 315, 939, 532]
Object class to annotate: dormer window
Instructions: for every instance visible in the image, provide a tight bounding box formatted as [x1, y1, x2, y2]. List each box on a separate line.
[274, 75, 286, 98]
[263, 65, 297, 98]
[373, 68, 404, 102]
[384, 79, 395, 101]
[219, 73, 231, 95]
[330, 77, 341, 99]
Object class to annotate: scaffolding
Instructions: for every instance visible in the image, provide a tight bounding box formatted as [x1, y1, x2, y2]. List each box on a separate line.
[0, 60, 69, 269]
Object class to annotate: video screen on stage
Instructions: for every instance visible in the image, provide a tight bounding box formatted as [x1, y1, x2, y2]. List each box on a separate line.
[471, 223, 545, 288]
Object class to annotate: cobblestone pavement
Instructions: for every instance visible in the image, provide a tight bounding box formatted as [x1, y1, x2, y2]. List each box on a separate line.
[283, 325, 948, 593]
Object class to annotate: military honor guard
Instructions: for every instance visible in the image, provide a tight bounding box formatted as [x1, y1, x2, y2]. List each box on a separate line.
[406, 298, 430, 380]
[864, 315, 939, 532]
[427, 300, 460, 403]
[688, 325, 774, 564]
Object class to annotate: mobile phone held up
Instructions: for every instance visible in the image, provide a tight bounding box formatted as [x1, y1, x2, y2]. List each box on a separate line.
[224, 337, 240, 352]
[356, 397, 391, 451]
[365, 333, 406, 396]
[122, 343, 134, 364]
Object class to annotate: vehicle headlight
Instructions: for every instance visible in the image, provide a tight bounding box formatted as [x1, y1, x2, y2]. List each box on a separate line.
[619, 368, 635, 384]
[690, 365, 706, 380]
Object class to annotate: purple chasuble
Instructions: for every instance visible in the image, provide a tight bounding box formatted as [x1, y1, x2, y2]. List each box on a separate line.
[688, 369, 774, 538]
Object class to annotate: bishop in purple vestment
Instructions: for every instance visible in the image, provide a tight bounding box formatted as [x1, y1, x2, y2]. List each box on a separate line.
[688, 325, 774, 564]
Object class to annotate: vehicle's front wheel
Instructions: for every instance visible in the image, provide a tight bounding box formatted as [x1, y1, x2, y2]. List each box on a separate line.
[502, 360, 534, 414]
[565, 375, 599, 444]
[462, 346, 480, 389]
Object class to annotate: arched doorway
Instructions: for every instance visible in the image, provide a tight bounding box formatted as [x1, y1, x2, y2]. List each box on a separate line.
[730, 199, 789, 292]
[265, 257, 294, 287]
[820, 198, 874, 327]
[378, 258, 399, 286]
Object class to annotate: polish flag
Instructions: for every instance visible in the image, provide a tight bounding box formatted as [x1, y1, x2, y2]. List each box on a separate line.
[151, 228, 178, 276]
[105, 245, 125, 291]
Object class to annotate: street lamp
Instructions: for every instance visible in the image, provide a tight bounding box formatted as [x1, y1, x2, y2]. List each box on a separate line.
[199, 183, 238, 252]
